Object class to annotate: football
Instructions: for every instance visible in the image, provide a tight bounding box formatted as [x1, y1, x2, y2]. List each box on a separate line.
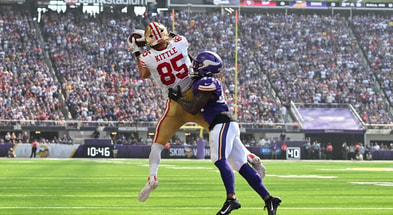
[128, 33, 146, 47]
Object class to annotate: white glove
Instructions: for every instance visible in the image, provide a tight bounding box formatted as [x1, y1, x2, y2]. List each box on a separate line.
[127, 36, 140, 54]
[127, 29, 145, 54]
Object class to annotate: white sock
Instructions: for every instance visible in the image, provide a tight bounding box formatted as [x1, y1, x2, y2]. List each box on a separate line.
[149, 143, 165, 176]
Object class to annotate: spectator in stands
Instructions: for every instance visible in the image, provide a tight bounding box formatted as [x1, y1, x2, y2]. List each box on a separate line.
[4, 132, 11, 143]
[372, 142, 380, 151]
[365, 151, 373, 160]
[348, 144, 356, 160]
[358, 143, 366, 159]
[271, 141, 278, 159]
[250, 137, 256, 146]
[60, 134, 72, 144]
[326, 142, 333, 160]
[341, 142, 349, 160]
[146, 136, 153, 145]
[355, 151, 363, 161]
[303, 139, 312, 159]
[280, 142, 287, 159]
[8, 147, 16, 158]
[10, 132, 17, 143]
[258, 137, 266, 146]
[30, 139, 38, 158]
[116, 134, 127, 145]
[312, 141, 321, 160]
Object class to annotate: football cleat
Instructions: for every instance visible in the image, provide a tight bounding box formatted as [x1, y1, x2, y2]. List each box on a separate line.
[216, 198, 241, 215]
[247, 153, 266, 179]
[138, 175, 159, 202]
[264, 196, 282, 215]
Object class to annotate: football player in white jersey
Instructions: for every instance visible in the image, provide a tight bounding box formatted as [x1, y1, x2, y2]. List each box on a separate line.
[128, 22, 266, 203]
[169, 51, 281, 215]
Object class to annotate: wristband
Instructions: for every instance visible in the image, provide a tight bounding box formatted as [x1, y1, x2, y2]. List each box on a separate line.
[134, 51, 141, 57]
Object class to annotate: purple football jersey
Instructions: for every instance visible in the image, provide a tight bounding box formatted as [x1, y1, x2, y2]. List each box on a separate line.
[193, 77, 229, 124]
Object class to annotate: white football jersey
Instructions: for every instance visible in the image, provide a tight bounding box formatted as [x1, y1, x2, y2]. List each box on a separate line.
[139, 35, 193, 98]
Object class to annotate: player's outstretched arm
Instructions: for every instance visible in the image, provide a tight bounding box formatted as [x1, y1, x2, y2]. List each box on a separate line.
[136, 58, 151, 79]
[169, 88, 211, 115]
[128, 30, 151, 79]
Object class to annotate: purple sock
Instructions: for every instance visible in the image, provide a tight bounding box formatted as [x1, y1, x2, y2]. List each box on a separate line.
[239, 163, 270, 199]
[215, 159, 235, 194]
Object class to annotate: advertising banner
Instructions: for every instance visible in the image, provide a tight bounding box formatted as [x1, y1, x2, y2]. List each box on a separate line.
[241, 1, 277, 6]
[11, 143, 80, 158]
[298, 108, 364, 134]
[63, 0, 147, 5]
[1, 142, 391, 160]
[164, 145, 211, 159]
[213, 0, 240, 5]
[364, 3, 393, 8]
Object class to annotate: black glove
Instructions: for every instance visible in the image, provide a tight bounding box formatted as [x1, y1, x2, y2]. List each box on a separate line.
[169, 32, 178, 38]
[188, 54, 195, 63]
[168, 85, 182, 101]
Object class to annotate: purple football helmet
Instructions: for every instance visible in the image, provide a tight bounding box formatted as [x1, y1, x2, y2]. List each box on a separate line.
[190, 51, 222, 79]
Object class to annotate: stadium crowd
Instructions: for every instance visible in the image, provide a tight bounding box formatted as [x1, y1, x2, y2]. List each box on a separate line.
[0, 9, 65, 123]
[1, 6, 393, 129]
[351, 15, 393, 122]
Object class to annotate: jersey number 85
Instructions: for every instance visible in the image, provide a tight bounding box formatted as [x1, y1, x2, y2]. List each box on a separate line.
[157, 54, 189, 86]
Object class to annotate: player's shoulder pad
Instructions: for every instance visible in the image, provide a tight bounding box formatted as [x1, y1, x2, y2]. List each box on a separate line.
[140, 50, 152, 58]
[172, 35, 185, 43]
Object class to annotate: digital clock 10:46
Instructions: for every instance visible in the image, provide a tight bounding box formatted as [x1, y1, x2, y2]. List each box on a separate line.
[85, 146, 112, 158]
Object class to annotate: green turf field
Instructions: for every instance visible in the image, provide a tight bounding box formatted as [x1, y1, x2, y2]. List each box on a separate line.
[0, 159, 392, 215]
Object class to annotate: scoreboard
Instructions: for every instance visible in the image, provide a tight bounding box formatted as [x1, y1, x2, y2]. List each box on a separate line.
[83, 139, 113, 158]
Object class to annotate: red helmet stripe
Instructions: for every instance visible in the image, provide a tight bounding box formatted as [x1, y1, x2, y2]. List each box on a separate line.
[149, 22, 162, 41]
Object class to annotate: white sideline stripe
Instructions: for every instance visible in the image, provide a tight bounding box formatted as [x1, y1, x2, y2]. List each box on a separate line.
[0, 207, 392, 210]
[0, 194, 387, 199]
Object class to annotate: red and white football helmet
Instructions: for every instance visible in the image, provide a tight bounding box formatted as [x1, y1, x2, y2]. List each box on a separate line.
[144, 22, 169, 47]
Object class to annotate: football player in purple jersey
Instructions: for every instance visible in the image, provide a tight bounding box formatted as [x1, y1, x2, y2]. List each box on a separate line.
[168, 51, 281, 215]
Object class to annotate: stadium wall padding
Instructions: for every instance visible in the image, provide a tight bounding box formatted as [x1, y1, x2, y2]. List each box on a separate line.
[1, 142, 392, 160]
